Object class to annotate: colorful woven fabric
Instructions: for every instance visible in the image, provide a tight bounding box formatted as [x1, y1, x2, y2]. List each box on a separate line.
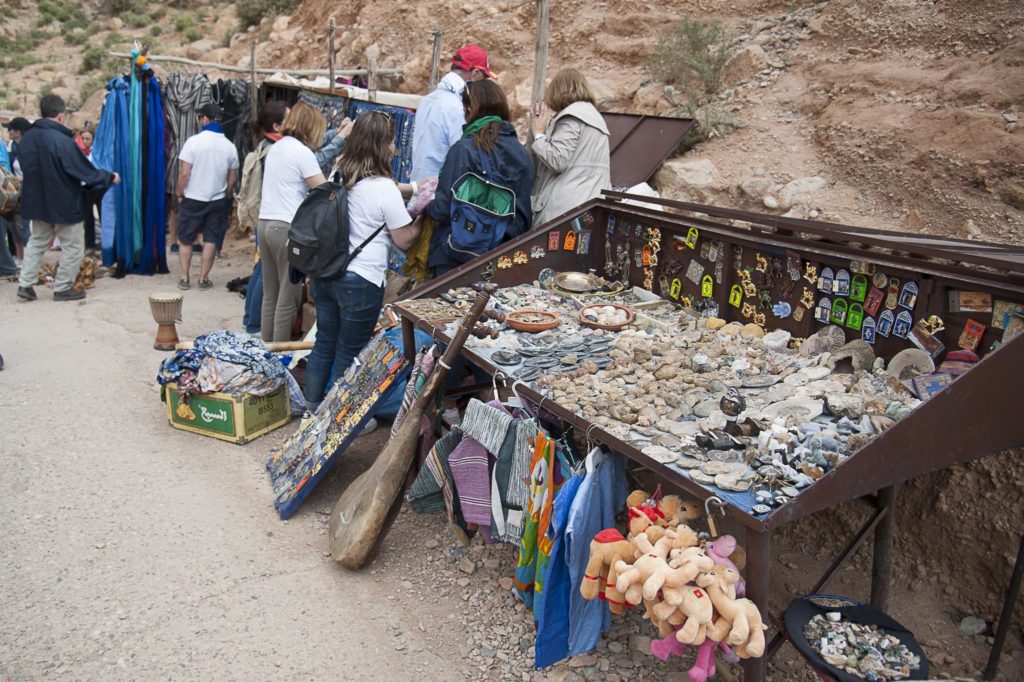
[448, 434, 492, 529]
[348, 101, 414, 182]
[410, 426, 464, 519]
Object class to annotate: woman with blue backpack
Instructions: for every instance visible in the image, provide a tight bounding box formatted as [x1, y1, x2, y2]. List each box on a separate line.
[425, 80, 534, 276]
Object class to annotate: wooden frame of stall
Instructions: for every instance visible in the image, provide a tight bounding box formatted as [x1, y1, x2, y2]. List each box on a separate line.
[394, 192, 1024, 681]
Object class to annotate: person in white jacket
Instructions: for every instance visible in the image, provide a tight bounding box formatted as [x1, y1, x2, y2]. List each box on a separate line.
[529, 68, 611, 227]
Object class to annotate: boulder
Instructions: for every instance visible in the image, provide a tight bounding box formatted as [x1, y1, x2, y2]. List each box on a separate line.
[588, 78, 617, 110]
[186, 39, 218, 60]
[799, 325, 846, 357]
[886, 349, 935, 380]
[827, 340, 876, 373]
[655, 158, 725, 202]
[272, 15, 291, 32]
[779, 176, 828, 209]
[723, 45, 768, 84]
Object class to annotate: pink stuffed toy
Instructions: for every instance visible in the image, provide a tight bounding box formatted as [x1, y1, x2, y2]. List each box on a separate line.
[706, 535, 746, 598]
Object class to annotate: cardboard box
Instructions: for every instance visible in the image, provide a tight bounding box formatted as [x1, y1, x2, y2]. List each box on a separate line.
[163, 383, 291, 444]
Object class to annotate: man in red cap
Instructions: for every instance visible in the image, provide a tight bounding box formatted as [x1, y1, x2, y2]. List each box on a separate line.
[411, 44, 495, 183]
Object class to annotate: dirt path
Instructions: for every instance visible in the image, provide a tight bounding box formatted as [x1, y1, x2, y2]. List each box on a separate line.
[0, 258, 462, 680]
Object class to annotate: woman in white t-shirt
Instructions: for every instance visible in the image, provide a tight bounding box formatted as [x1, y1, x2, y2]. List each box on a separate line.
[257, 102, 328, 342]
[303, 111, 422, 415]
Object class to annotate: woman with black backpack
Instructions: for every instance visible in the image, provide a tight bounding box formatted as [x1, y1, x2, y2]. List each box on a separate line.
[302, 111, 422, 422]
[425, 80, 534, 276]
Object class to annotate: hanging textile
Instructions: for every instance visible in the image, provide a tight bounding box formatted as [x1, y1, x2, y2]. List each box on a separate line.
[298, 90, 351, 131]
[348, 101, 415, 182]
[93, 78, 126, 265]
[140, 72, 168, 274]
[491, 418, 534, 545]
[211, 78, 253, 184]
[534, 470, 585, 668]
[128, 50, 143, 261]
[162, 73, 212, 197]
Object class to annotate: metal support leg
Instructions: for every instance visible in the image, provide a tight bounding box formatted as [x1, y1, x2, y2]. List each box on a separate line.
[984, 533, 1024, 680]
[870, 486, 897, 611]
[742, 529, 771, 682]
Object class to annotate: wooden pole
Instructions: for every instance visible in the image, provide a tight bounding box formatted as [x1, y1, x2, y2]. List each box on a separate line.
[429, 29, 444, 90]
[328, 18, 336, 95]
[108, 52, 402, 78]
[249, 39, 258, 122]
[529, 0, 551, 144]
[367, 55, 378, 103]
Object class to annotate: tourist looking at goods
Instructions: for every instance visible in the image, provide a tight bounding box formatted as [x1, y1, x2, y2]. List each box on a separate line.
[175, 102, 239, 291]
[74, 128, 105, 252]
[16, 95, 119, 302]
[424, 79, 534, 276]
[410, 44, 495, 183]
[529, 68, 611, 227]
[302, 110, 422, 428]
[5, 117, 32, 266]
[257, 102, 329, 343]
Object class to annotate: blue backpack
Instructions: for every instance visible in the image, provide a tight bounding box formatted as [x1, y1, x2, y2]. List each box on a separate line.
[446, 154, 515, 264]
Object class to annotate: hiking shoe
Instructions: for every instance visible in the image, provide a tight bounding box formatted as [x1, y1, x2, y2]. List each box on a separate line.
[16, 286, 36, 301]
[54, 288, 86, 301]
[170, 243, 179, 254]
[177, 279, 190, 290]
[356, 418, 379, 438]
[197, 279, 213, 290]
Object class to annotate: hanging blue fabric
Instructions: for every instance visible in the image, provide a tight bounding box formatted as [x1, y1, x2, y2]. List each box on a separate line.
[102, 77, 135, 273]
[138, 68, 168, 274]
[534, 471, 584, 669]
[93, 80, 120, 265]
[128, 49, 143, 266]
[347, 101, 415, 182]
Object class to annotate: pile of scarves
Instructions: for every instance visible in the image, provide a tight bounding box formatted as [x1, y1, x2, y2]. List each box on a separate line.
[408, 396, 628, 668]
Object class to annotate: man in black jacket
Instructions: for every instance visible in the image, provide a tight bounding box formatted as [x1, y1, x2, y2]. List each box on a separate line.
[16, 95, 119, 302]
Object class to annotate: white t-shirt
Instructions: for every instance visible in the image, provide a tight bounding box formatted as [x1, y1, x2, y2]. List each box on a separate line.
[178, 129, 239, 202]
[346, 177, 412, 287]
[259, 136, 322, 222]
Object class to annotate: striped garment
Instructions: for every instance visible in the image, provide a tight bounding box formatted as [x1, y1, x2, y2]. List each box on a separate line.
[448, 434, 492, 529]
[409, 426, 463, 518]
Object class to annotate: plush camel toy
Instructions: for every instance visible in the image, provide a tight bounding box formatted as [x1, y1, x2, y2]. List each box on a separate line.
[696, 566, 766, 658]
[580, 528, 635, 614]
[669, 583, 715, 645]
[614, 531, 675, 605]
[662, 545, 715, 605]
[706, 535, 747, 597]
[628, 507, 668, 544]
[626, 490, 702, 528]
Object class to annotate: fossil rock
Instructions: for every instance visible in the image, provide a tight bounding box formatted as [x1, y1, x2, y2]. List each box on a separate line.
[799, 325, 846, 357]
[828, 340, 876, 373]
[885, 348, 935, 380]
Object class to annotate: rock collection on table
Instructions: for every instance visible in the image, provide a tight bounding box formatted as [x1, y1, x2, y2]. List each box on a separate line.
[804, 612, 921, 680]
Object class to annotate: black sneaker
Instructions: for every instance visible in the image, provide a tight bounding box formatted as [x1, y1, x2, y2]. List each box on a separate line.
[16, 286, 36, 301]
[170, 243, 179, 254]
[54, 288, 86, 301]
[197, 279, 213, 290]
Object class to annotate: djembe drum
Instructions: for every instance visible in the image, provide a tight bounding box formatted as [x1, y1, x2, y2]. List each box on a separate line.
[149, 292, 183, 351]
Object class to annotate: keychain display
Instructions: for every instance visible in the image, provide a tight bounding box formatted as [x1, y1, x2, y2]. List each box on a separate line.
[830, 298, 849, 325]
[818, 267, 834, 293]
[899, 281, 919, 309]
[864, 287, 884, 316]
[893, 310, 913, 338]
[548, 230, 561, 251]
[577, 230, 592, 255]
[877, 309, 895, 337]
[862, 316, 877, 344]
[833, 269, 851, 297]
[850, 274, 868, 302]
[563, 229, 577, 252]
[814, 297, 832, 324]
[729, 285, 743, 308]
[846, 303, 865, 331]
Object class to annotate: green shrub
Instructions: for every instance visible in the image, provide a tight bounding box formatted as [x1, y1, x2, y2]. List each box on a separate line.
[236, 0, 299, 28]
[183, 27, 201, 43]
[126, 12, 151, 28]
[150, 25, 163, 37]
[152, 7, 166, 21]
[80, 47, 106, 73]
[174, 13, 196, 32]
[649, 16, 733, 96]
[103, 0, 147, 13]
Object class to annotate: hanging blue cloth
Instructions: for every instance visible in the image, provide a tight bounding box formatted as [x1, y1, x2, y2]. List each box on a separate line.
[534, 470, 584, 669]
[93, 79, 120, 265]
[565, 449, 628, 656]
[347, 101, 415, 182]
[138, 68, 168, 274]
[128, 50, 144, 264]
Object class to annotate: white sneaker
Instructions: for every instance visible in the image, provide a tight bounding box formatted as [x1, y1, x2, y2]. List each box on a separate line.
[357, 418, 378, 437]
[441, 407, 461, 425]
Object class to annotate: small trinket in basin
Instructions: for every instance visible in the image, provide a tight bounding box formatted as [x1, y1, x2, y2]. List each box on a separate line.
[507, 309, 561, 333]
[579, 303, 635, 331]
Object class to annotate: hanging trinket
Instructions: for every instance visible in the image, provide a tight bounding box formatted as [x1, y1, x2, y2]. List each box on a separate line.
[581, 212, 594, 226]
[563, 229, 577, 251]
[634, 247, 643, 269]
[893, 310, 913, 338]
[658, 274, 670, 297]
[899, 280, 919, 309]
[786, 251, 802, 280]
[872, 271, 889, 289]
[922, 315, 944, 334]
[800, 287, 816, 309]
[548, 230, 561, 251]
[606, 213, 617, 235]
[700, 241, 711, 260]
[846, 303, 864, 331]
[804, 262, 819, 285]
[793, 305, 805, 322]
[530, 245, 546, 260]
[862, 316, 877, 344]
[685, 226, 699, 249]
[577, 229, 592, 255]
[830, 299, 848, 325]
[681, 295, 693, 308]
[772, 301, 792, 319]
[512, 249, 529, 265]
[754, 311, 766, 326]
[729, 284, 743, 308]
[708, 240, 721, 263]
[885, 278, 900, 310]
[634, 223, 644, 238]
[732, 244, 744, 271]
[642, 244, 653, 267]
[740, 270, 757, 297]
[619, 248, 631, 282]
[877, 309, 895, 337]
[832, 268, 852, 296]
[755, 253, 768, 273]
[909, 318, 945, 357]
[701, 274, 714, 298]
[758, 289, 772, 310]
[714, 260, 724, 284]
[671, 278, 683, 300]
[958, 319, 986, 351]
[480, 260, 496, 281]
[850, 259, 876, 276]
[781, 278, 797, 300]
[703, 299, 720, 318]
[814, 297, 833, 324]
[571, 216, 584, 231]
[818, 267, 834, 293]
[864, 287, 884, 316]
[497, 255, 513, 270]
[850, 274, 868, 302]
[741, 302, 756, 320]
[685, 259, 705, 285]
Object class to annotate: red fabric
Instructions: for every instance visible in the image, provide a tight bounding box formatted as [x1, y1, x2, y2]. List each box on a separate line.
[264, 132, 282, 143]
[594, 528, 626, 544]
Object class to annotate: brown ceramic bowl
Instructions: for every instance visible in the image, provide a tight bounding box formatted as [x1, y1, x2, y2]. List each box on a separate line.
[506, 309, 561, 333]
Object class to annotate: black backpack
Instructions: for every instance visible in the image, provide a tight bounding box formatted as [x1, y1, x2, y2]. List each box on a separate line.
[286, 181, 384, 280]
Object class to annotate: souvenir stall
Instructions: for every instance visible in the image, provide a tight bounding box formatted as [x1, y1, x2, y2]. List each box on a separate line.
[391, 192, 1024, 680]
[92, 49, 168, 276]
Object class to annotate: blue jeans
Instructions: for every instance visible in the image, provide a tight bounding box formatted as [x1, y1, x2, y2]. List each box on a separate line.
[0, 216, 18, 276]
[242, 260, 263, 334]
[303, 271, 384, 411]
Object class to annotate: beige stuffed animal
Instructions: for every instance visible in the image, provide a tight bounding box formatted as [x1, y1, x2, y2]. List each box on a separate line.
[579, 528, 636, 615]
[614, 532, 674, 605]
[662, 545, 715, 605]
[696, 566, 766, 658]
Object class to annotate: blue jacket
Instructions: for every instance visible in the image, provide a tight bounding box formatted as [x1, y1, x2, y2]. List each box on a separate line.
[19, 118, 115, 224]
[411, 72, 465, 182]
[426, 121, 534, 270]
[0, 142, 9, 172]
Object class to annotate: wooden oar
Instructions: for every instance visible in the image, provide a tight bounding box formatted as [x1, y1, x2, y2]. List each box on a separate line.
[328, 285, 495, 568]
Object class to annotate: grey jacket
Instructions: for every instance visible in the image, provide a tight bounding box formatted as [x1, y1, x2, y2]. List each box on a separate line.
[530, 101, 610, 227]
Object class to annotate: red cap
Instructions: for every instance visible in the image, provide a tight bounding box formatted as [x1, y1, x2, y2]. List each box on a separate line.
[452, 44, 495, 79]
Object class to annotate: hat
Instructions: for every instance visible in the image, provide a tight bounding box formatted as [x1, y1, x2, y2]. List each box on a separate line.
[4, 117, 31, 132]
[452, 44, 495, 79]
[198, 102, 223, 121]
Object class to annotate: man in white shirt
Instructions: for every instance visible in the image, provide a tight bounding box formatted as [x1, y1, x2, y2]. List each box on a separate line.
[410, 44, 495, 183]
[175, 102, 239, 290]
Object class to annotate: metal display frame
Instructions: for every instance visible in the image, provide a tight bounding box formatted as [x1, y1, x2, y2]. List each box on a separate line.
[394, 193, 1024, 681]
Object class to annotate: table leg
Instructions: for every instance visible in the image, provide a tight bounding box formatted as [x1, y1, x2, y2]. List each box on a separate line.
[742, 528, 771, 682]
[401, 318, 415, 364]
[870, 486, 896, 611]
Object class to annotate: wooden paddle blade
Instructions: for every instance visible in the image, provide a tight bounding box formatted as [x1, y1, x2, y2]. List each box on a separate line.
[329, 407, 424, 568]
